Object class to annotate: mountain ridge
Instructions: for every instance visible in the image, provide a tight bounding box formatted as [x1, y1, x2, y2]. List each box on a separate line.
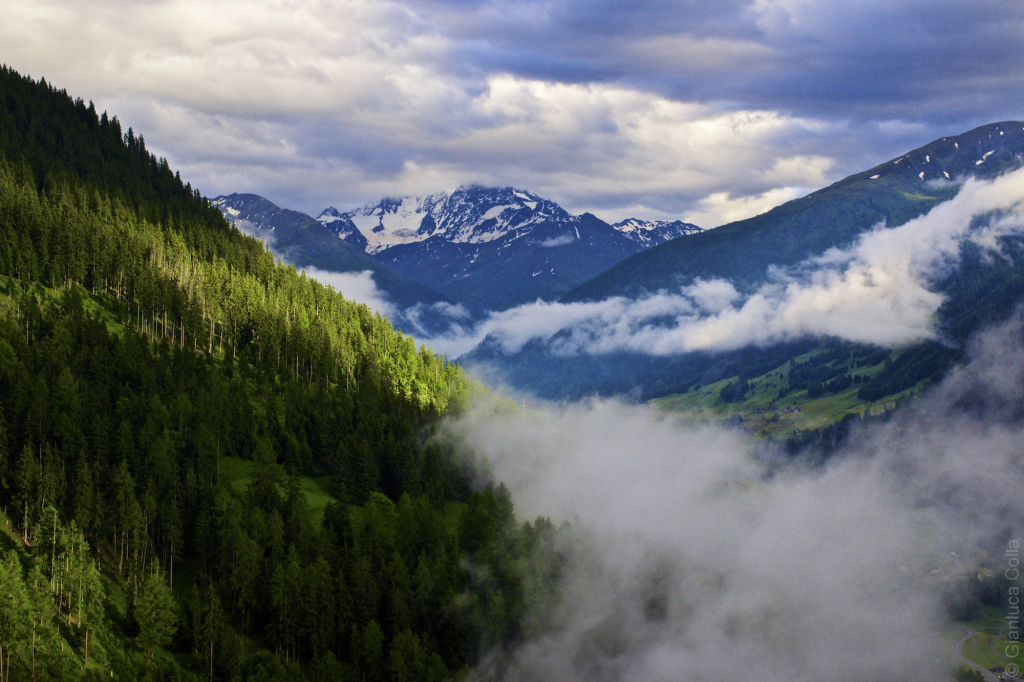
[612, 218, 703, 246]
[313, 185, 703, 313]
[318, 186, 702, 252]
[466, 120, 1024, 416]
[564, 120, 1024, 303]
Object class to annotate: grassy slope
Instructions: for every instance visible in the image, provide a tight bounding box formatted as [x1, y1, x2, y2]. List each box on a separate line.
[219, 457, 338, 525]
[953, 606, 1024, 672]
[219, 456, 467, 535]
[961, 631, 1007, 670]
[653, 347, 927, 435]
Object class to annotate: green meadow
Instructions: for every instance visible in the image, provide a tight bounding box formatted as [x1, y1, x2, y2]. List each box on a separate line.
[655, 347, 930, 436]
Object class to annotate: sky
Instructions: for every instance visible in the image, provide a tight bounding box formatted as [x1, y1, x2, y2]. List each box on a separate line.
[2, 0, 1022, 226]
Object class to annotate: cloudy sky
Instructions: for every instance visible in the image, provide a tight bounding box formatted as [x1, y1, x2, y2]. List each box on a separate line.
[4, 0, 1022, 226]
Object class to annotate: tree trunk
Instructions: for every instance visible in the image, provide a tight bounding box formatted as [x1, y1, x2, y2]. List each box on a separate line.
[84, 626, 89, 669]
[50, 513, 57, 583]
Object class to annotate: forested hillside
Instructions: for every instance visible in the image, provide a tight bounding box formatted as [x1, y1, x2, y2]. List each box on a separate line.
[0, 66, 557, 680]
[211, 193, 454, 321]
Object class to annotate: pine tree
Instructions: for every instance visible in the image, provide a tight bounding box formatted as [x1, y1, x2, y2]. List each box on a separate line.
[136, 570, 178, 662]
[0, 552, 31, 682]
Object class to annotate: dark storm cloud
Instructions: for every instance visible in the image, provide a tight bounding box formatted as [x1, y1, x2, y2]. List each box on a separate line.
[413, 0, 1024, 124]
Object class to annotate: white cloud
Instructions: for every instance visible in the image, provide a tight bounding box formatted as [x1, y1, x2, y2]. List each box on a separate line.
[682, 278, 741, 314]
[425, 169, 1024, 357]
[300, 267, 395, 318]
[452, 401, 944, 678]
[682, 186, 804, 228]
[538, 234, 576, 247]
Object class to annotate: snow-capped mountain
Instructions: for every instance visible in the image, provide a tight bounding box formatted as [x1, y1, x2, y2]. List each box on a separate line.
[318, 187, 703, 255]
[316, 206, 367, 251]
[612, 218, 703, 247]
[317, 187, 572, 255]
[314, 186, 686, 313]
[214, 185, 703, 315]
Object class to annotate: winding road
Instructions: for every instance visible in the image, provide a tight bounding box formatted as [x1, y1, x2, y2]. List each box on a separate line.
[990, 636, 1014, 669]
[953, 628, 1000, 682]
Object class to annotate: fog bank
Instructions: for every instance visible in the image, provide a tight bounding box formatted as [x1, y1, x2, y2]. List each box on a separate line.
[442, 312, 1024, 681]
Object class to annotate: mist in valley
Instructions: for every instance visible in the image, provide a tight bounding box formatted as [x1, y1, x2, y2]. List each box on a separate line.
[440, 310, 1024, 681]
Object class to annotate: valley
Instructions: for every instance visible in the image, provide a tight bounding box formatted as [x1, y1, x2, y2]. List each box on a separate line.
[1, 14, 1023, 676]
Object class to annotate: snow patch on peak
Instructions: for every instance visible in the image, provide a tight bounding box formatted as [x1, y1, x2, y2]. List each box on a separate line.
[611, 218, 703, 247]
[319, 186, 573, 253]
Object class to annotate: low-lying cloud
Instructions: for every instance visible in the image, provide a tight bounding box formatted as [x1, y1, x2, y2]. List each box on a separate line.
[425, 168, 1024, 359]
[444, 310, 1024, 681]
[300, 267, 396, 319]
[538, 234, 576, 248]
[301, 267, 473, 338]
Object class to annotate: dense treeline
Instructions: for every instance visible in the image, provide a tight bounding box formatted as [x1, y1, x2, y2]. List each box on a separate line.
[855, 342, 956, 401]
[0, 286, 560, 679]
[0, 65, 226, 235]
[0, 155, 463, 413]
[0, 66, 562, 679]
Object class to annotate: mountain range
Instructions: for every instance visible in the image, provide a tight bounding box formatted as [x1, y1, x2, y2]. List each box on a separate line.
[214, 120, 1024, 427]
[217, 186, 702, 315]
[470, 121, 1024, 406]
